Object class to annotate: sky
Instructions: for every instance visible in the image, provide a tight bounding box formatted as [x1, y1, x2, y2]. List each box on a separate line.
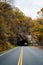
[15, 0, 43, 19]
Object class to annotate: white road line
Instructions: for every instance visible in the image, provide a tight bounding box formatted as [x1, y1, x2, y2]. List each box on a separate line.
[18, 47, 23, 65]
[0, 47, 18, 56]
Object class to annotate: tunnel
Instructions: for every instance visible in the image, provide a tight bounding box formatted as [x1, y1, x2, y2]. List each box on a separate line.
[17, 34, 28, 46]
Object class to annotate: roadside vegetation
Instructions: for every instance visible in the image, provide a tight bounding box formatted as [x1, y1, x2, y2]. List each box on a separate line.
[0, 1, 43, 52]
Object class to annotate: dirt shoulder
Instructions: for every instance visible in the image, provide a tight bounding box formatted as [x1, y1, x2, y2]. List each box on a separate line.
[30, 46, 43, 50]
[38, 46, 43, 50]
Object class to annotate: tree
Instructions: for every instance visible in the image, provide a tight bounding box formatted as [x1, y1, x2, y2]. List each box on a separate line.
[0, 2, 16, 51]
[37, 8, 43, 18]
[0, 0, 15, 5]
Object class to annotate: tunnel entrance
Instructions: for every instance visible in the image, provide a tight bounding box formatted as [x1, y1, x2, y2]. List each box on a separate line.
[17, 34, 28, 46]
[17, 39, 28, 46]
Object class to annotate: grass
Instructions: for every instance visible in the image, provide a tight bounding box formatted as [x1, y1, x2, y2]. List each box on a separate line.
[0, 45, 16, 54]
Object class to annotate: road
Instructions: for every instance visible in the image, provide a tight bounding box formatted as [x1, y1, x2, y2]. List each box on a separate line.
[0, 47, 43, 65]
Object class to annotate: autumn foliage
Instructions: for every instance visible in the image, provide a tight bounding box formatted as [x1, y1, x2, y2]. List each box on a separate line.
[0, 2, 43, 51]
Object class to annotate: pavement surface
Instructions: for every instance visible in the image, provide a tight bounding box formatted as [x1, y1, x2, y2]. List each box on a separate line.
[0, 46, 43, 65]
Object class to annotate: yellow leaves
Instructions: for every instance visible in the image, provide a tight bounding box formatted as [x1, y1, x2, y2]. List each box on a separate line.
[33, 32, 40, 36]
[41, 8, 43, 12]
[0, 16, 4, 22]
[39, 25, 43, 28]
[29, 17, 43, 39]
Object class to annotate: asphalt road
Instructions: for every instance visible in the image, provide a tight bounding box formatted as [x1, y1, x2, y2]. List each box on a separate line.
[23, 47, 43, 65]
[0, 47, 43, 65]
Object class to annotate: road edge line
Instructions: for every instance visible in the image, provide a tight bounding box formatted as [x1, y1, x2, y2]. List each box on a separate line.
[0, 47, 18, 56]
